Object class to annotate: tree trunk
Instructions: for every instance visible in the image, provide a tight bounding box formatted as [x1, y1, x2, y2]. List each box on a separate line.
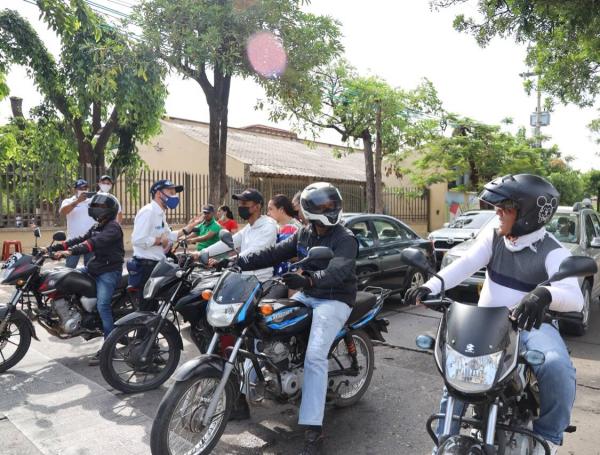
[9, 97, 23, 118]
[374, 103, 383, 213]
[362, 131, 376, 213]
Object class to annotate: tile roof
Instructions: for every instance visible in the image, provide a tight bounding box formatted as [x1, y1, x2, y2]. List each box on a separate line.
[166, 118, 366, 183]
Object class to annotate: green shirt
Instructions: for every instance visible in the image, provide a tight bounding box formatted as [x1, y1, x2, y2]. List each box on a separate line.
[194, 218, 222, 250]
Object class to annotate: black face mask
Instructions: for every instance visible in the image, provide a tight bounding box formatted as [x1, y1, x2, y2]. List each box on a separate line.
[238, 206, 252, 220]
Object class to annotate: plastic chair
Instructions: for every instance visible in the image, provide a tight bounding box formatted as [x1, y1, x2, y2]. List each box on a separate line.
[2, 240, 23, 261]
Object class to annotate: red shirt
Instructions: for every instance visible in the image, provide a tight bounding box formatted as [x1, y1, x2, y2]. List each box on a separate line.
[218, 218, 238, 232]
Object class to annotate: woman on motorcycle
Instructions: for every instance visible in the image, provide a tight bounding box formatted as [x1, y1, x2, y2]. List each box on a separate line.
[405, 174, 584, 455]
[46, 193, 124, 365]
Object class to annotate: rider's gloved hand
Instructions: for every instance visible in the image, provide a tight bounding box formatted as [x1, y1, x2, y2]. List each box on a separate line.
[511, 287, 552, 331]
[282, 272, 312, 290]
[404, 286, 431, 305]
[210, 257, 230, 270]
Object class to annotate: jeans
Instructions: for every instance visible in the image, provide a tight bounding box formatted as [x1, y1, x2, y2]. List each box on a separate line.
[436, 322, 576, 446]
[292, 292, 352, 426]
[66, 252, 93, 269]
[80, 267, 122, 338]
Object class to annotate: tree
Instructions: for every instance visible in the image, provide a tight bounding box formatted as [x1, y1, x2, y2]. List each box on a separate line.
[400, 115, 562, 192]
[135, 0, 342, 204]
[0, 1, 166, 172]
[583, 169, 600, 210]
[266, 59, 444, 212]
[548, 170, 585, 206]
[432, 0, 600, 108]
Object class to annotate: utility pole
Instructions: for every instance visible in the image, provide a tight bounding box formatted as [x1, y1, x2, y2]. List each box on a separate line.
[520, 71, 548, 147]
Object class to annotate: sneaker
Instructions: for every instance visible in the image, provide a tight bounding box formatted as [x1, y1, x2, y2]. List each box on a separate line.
[299, 429, 324, 455]
[88, 350, 101, 366]
[228, 394, 251, 421]
[533, 440, 558, 455]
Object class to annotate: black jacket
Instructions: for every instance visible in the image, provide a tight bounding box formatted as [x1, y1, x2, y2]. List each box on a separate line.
[238, 224, 358, 306]
[50, 220, 124, 276]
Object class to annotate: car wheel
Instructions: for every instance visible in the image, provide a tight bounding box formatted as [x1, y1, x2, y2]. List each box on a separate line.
[559, 280, 591, 337]
[404, 268, 426, 294]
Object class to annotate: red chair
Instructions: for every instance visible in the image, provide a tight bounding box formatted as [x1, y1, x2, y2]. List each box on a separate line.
[2, 240, 22, 261]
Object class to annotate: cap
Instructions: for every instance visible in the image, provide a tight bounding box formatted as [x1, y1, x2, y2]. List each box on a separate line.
[232, 188, 264, 204]
[98, 175, 114, 183]
[150, 179, 184, 196]
[74, 179, 88, 189]
[202, 204, 215, 214]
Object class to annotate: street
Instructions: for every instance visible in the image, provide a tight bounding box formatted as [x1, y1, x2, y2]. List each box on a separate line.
[1, 287, 599, 455]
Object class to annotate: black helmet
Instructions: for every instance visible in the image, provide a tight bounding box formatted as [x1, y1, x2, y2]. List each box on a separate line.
[300, 182, 343, 226]
[479, 174, 559, 236]
[88, 193, 119, 222]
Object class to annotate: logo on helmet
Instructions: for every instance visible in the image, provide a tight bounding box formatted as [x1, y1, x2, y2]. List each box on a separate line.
[537, 196, 558, 224]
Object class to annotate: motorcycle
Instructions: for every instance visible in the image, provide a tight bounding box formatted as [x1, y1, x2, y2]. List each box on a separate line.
[400, 247, 597, 455]
[99, 240, 221, 393]
[0, 229, 136, 373]
[149, 231, 391, 455]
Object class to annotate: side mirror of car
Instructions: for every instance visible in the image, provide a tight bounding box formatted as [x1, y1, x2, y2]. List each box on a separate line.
[219, 230, 235, 250]
[52, 231, 67, 242]
[591, 237, 600, 248]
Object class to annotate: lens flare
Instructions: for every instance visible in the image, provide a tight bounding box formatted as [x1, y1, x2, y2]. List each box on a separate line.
[246, 31, 287, 79]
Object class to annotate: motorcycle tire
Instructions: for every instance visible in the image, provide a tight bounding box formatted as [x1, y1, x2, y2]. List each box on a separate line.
[0, 310, 32, 373]
[150, 367, 234, 455]
[99, 324, 181, 393]
[331, 329, 375, 408]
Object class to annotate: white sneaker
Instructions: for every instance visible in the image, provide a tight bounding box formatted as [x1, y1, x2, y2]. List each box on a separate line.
[533, 440, 558, 455]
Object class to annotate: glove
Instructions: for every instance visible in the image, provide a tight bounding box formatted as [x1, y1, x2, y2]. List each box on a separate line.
[282, 272, 312, 290]
[511, 287, 552, 331]
[404, 286, 431, 305]
[213, 258, 230, 271]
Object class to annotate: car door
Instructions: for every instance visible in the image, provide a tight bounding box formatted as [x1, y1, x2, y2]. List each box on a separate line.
[346, 219, 381, 288]
[585, 212, 600, 298]
[371, 218, 417, 289]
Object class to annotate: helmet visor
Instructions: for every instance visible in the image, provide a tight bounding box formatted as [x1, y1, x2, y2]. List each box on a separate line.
[478, 189, 518, 209]
[301, 186, 342, 215]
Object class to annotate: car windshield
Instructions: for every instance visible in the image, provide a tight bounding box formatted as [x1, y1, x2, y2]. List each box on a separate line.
[448, 212, 494, 229]
[546, 212, 579, 244]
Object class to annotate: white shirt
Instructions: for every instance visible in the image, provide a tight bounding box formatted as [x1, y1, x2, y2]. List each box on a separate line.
[424, 226, 584, 312]
[131, 201, 178, 261]
[60, 195, 95, 240]
[204, 215, 278, 282]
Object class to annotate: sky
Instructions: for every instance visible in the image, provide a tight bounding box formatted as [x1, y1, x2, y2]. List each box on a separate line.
[2, 0, 600, 171]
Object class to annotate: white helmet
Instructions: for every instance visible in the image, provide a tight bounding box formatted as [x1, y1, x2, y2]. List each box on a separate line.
[300, 182, 343, 227]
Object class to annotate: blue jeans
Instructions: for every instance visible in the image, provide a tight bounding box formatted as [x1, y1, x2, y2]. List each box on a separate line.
[81, 267, 122, 338]
[66, 252, 93, 269]
[436, 323, 576, 446]
[292, 292, 352, 426]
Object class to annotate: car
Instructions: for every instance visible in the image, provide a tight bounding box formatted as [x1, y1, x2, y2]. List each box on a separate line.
[428, 210, 496, 265]
[341, 213, 435, 296]
[441, 201, 600, 336]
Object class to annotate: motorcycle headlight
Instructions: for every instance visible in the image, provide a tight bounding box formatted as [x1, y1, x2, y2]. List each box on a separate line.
[441, 253, 459, 269]
[445, 345, 502, 393]
[207, 300, 243, 328]
[143, 277, 163, 299]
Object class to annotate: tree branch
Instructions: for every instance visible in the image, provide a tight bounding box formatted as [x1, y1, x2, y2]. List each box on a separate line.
[93, 108, 118, 156]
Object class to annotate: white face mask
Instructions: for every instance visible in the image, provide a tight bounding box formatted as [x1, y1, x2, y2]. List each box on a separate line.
[99, 184, 112, 193]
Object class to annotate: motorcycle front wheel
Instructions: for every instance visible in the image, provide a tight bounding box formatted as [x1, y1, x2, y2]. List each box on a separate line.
[150, 368, 234, 455]
[0, 309, 32, 373]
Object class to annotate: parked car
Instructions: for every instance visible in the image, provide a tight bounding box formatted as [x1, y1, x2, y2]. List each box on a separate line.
[441, 201, 600, 336]
[428, 210, 496, 265]
[341, 213, 435, 295]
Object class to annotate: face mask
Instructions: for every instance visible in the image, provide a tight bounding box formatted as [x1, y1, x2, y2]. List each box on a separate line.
[161, 192, 180, 210]
[99, 184, 112, 193]
[238, 206, 252, 220]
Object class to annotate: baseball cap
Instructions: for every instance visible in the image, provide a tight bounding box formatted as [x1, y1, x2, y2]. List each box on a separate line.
[98, 175, 114, 183]
[232, 188, 264, 204]
[74, 179, 88, 189]
[202, 204, 215, 214]
[150, 179, 184, 196]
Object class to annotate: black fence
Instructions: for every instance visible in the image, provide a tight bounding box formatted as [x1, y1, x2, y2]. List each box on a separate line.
[0, 164, 429, 228]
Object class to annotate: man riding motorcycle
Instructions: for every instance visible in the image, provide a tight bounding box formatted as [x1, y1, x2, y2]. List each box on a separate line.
[45, 193, 124, 365]
[230, 182, 358, 455]
[405, 174, 584, 455]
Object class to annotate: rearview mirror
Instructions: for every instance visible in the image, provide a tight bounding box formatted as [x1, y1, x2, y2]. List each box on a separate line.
[400, 248, 435, 274]
[52, 231, 67, 242]
[306, 246, 334, 262]
[33, 227, 41, 238]
[546, 256, 598, 283]
[219, 230, 235, 250]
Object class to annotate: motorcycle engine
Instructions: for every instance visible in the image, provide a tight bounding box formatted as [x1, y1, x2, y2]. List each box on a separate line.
[52, 298, 82, 334]
[261, 341, 290, 370]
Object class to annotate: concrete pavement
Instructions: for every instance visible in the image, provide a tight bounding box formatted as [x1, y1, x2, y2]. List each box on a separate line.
[0, 287, 599, 454]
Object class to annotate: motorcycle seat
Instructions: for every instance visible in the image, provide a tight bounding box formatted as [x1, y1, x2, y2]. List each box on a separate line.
[347, 292, 377, 324]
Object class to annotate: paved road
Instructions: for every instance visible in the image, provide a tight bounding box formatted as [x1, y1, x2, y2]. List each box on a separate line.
[1, 284, 599, 455]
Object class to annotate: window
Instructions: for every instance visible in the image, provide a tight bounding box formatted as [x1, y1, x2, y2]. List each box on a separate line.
[348, 221, 375, 249]
[373, 220, 405, 244]
[584, 214, 597, 244]
[547, 212, 579, 244]
[590, 213, 600, 238]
